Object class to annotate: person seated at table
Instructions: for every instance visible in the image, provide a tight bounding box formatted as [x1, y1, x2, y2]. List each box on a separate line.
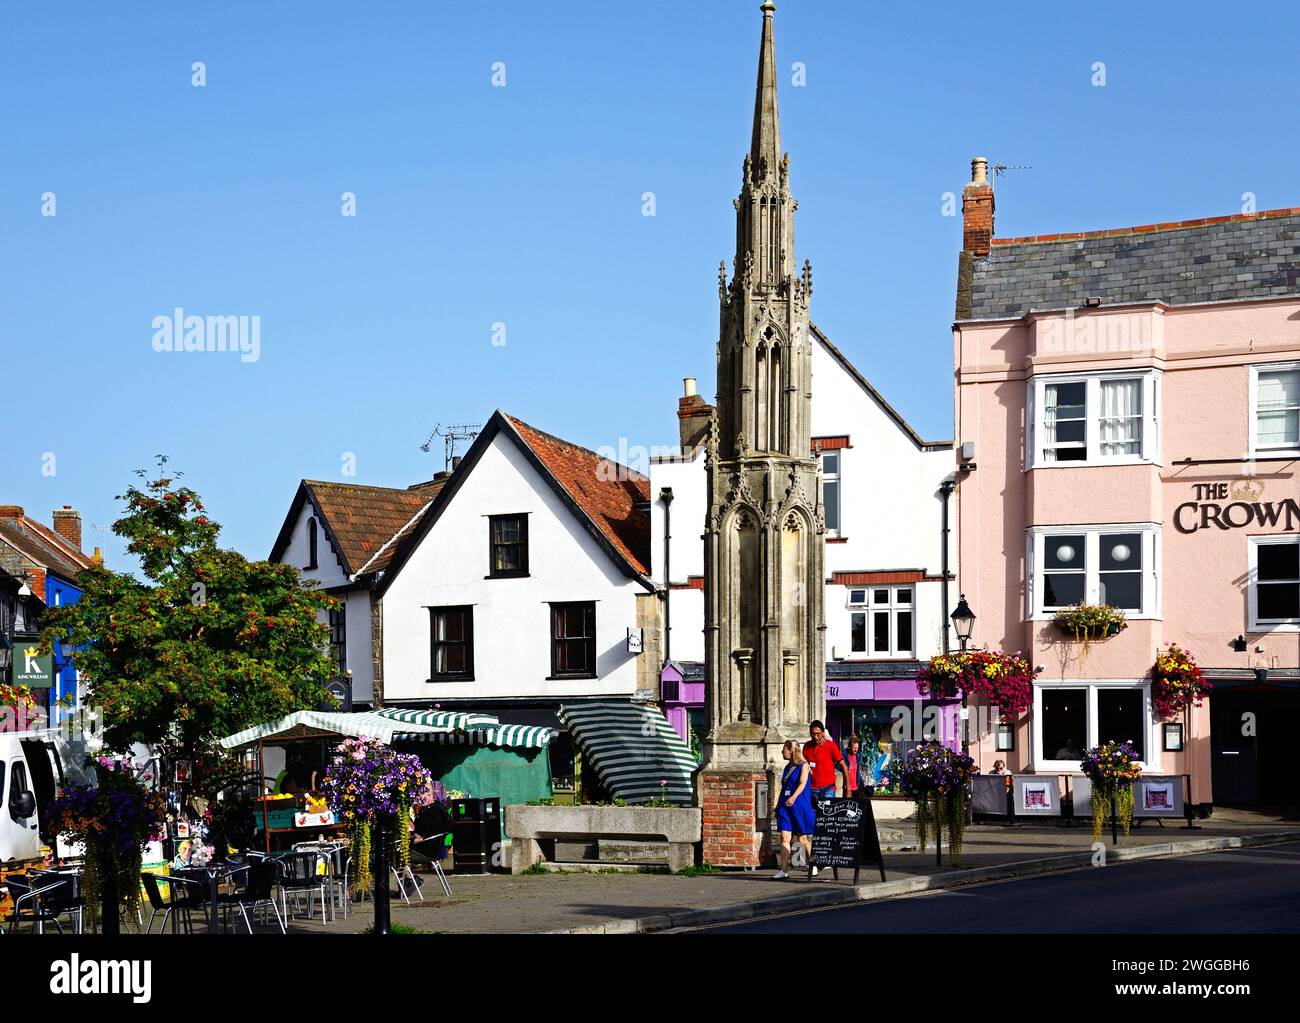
[990, 760, 1008, 775]
[409, 781, 452, 886]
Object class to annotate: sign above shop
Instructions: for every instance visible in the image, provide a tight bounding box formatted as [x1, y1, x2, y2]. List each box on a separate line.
[1173, 479, 1300, 534]
[13, 645, 52, 689]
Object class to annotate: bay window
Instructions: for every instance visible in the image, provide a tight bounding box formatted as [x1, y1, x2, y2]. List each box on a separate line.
[1028, 525, 1159, 618]
[1028, 371, 1159, 467]
[1034, 682, 1153, 769]
[1250, 363, 1300, 456]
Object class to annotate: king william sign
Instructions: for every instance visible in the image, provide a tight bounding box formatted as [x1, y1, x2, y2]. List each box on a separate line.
[14, 645, 52, 689]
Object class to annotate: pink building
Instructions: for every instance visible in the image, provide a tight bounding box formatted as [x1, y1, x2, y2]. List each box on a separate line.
[954, 157, 1299, 811]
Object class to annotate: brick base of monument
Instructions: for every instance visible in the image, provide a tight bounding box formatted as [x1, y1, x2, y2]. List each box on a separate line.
[700, 769, 770, 867]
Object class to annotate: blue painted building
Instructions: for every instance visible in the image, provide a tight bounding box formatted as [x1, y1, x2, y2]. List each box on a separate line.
[0, 505, 99, 720]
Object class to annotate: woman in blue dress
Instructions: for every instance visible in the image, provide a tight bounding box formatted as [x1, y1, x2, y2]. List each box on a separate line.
[773, 740, 816, 879]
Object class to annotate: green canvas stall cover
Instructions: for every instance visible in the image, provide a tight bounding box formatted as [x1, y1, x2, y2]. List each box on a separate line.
[398, 742, 552, 830]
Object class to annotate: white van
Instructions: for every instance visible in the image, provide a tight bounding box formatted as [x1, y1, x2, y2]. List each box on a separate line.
[0, 730, 95, 866]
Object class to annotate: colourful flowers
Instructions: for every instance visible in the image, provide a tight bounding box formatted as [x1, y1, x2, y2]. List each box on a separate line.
[894, 742, 976, 864]
[1150, 644, 1211, 720]
[1080, 739, 1143, 783]
[916, 649, 1039, 717]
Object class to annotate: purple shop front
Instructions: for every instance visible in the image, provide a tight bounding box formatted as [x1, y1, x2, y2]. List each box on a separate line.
[661, 661, 960, 753]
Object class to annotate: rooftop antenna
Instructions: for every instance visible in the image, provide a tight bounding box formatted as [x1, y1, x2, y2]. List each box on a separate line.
[420, 423, 481, 471]
[993, 162, 1033, 181]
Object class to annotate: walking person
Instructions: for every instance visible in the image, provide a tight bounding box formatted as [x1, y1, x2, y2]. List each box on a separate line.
[803, 720, 850, 809]
[844, 734, 872, 796]
[773, 740, 815, 880]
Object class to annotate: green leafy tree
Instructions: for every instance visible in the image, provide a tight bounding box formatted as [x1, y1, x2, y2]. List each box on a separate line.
[41, 458, 338, 797]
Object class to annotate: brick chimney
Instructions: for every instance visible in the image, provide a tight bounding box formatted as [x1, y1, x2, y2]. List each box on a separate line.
[53, 506, 82, 551]
[0, 505, 24, 522]
[962, 157, 995, 256]
[677, 377, 714, 453]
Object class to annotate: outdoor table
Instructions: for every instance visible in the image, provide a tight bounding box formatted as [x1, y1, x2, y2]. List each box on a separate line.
[175, 864, 244, 934]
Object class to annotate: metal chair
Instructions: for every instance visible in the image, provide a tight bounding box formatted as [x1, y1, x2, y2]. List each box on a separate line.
[7, 869, 83, 934]
[276, 850, 329, 924]
[217, 861, 284, 934]
[411, 833, 453, 898]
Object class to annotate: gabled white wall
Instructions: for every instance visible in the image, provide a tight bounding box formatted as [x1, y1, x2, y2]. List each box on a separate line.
[276, 498, 374, 704]
[381, 431, 647, 703]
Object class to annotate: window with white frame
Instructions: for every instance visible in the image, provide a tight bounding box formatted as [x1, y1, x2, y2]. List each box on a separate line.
[848, 586, 913, 657]
[821, 452, 841, 536]
[1029, 372, 1159, 467]
[1250, 536, 1299, 630]
[1035, 682, 1151, 769]
[1250, 364, 1300, 455]
[1028, 526, 1159, 618]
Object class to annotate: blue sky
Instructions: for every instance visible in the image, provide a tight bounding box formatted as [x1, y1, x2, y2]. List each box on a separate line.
[3, 0, 1297, 566]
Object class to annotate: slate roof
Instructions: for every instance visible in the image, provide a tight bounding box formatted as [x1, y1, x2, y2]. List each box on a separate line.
[967, 208, 1300, 321]
[269, 479, 447, 578]
[0, 512, 95, 583]
[503, 414, 652, 577]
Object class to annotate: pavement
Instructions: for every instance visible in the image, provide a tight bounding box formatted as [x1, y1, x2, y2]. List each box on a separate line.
[281, 808, 1300, 934]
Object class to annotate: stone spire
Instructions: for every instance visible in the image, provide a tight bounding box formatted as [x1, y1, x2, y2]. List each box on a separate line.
[699, 2, 826, 868]
[750, 2, 781, 180]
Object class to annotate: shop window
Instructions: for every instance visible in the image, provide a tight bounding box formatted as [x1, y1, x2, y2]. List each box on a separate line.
[1097, 688, 1146, 761]
[1250, 364, 1300, 455]
[1250, 537, 1300, 629]
[1028, 371, 1158, 467]
[848, 586, 912, 657]
[1029, 526, 1159, 617]
[429, 606, 474, 681]
[1040, 688, 1087, 763]
[1035, 684, 1153, 769]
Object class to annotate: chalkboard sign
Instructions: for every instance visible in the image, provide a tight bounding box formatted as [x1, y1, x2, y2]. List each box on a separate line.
[808, 797, 887, 884]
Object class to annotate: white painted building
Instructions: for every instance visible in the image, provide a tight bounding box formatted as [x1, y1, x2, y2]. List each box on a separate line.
[652, 326, 961, 751]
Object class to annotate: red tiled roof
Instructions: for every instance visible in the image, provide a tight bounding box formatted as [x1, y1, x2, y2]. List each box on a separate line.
[503, 414, 651, 577]
[303, 479, 447, 577]
[0, 509, 95, 583]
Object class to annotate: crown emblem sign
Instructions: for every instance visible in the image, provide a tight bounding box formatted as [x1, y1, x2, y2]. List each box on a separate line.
[1229, 477, 1264, 501]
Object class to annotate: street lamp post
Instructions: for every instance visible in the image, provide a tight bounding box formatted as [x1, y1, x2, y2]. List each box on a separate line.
[950, 595, 976, 757]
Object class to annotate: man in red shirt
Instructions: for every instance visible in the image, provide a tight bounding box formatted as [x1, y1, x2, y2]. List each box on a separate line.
[802, 721, 849, 809]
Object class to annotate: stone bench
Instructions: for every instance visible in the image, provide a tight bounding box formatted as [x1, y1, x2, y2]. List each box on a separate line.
[505, 804, 702, 874]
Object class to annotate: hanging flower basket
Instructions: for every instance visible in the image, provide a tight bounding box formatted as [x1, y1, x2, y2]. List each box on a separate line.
[47, 756, 167, 930]
[1052, 603, 1128, 641]
[1151, 644, 1211, 720]
[893, 741, 976, 865]
[915, 649, 1039, 718]
[1080, 740, 1142, 840]
[321, 736, 432, 897]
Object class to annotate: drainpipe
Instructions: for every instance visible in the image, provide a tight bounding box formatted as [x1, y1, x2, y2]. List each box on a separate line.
[660, 488, 674, 670]
[939, 478, 956, 654]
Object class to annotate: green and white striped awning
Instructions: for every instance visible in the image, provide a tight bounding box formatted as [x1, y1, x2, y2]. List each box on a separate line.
[395, 722, 557, 750]
[558, 701, 696, 806]
[373, 707, 499, 730]
[218, 710, 454, 749]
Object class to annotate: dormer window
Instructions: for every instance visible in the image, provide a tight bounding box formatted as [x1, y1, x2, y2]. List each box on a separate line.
[306, 517, 319, 570]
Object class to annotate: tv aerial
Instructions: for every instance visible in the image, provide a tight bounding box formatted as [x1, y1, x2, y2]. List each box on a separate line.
[420, 423, 481, 471]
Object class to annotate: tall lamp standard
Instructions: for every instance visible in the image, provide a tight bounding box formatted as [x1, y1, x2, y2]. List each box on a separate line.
[950, 595, 976, 757]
